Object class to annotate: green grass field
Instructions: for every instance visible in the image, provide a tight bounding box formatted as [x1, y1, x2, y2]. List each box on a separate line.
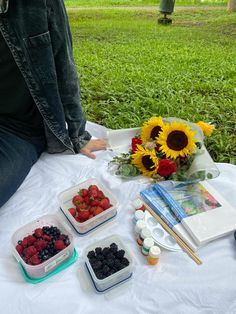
[66, 4, 236, 164]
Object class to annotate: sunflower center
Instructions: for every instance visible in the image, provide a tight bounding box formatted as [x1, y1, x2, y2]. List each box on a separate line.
[150, 126, 162, 140]
[142, 155, 155, 170]
[167, 130, 188, 151]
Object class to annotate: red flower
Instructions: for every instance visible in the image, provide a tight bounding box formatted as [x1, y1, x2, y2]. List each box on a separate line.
[131, 137, 142, 153]
[157, 159, 177, 177]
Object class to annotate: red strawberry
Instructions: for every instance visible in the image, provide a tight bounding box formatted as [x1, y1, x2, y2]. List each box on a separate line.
[77, 210, 90, 222]
[34, 228, 43, 238]
[30, 254, 41, 265]
[75, 217, 82, 223]
[99, 198, 111, 210]
[76, 202, 88, 211]
[89, 189, 98, 198]
[54, 240, 66, 251]
[88, 184, 99, 192]
[89, 214, 94, 219]
[80, 188, 88, 197]
[16, 245, 24, 254]
[97, 190, 105, 199]
[94, 206, 104, 216]
[68, 207, 76, 217]
[72, 194, 84, 205]
[90, 199, 99, 206]
[83, 196, 90, 204]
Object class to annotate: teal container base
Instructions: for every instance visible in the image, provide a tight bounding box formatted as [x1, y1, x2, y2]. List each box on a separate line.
[18, 248, 78, 284]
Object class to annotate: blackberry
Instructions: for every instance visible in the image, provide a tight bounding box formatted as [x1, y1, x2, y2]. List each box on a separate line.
[95, 271, 105, 280]
[87, 250, 96, 259]
[106, 258, 115, 268]
[110, 243, 118, 253]
[102, 265, 110, 276]
[116, 249, 125, 259]
[106, 253, 115, 260]
[91, 260, 102, 271]
[121, 257, 129, 267]
[102, 247, 110, 256]
[96, 254, 104, 261]
[114, 260, 122, 271]
[95, 247, 102, 255]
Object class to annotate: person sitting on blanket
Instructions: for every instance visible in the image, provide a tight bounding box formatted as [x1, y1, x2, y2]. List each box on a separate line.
[0, 0, 107, 208]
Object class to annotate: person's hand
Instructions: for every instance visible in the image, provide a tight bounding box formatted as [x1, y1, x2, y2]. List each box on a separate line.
[80, 139, 107, 159]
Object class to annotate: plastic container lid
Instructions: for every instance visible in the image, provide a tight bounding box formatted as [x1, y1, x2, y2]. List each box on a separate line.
[143, 237, 154, 249]
[134, 210, 145, 221]
[149, 246, 161, 258]
[134, 220, 146, 234]
[140, 227, 152, 239]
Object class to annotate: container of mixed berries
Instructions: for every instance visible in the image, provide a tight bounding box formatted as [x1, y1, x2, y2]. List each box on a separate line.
[84, 235, 134, 293]
[58, 179, 118, 235]
[11, 214, 75, 279]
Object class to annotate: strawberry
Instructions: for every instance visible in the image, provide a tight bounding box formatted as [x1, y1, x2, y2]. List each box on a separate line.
[68, 207, 76, 217]
[89, 206, 97, 214]
[94, 206, 104, 216]
[83, 196, 90, 204]
[77, 210, 90, 222]
[34, 228, 43, 238]
[72, 194, 84, 205]
[90, 199, 99, 206]
[97, 190, 105, 199]
[16, 244, 24, 254]
[89, 214, 94, 219]
[54, 240, 66, 251]
[88, 184, 99, 192]
[76, 202, 88, 211]
[80, 188, 88, 197]
[30, 254, 41, 265]
[99, 198, 111, 210]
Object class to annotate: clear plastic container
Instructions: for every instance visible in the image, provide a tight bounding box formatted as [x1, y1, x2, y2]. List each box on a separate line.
[11, 214, 74, 279]
[84, 235, 134, 293]
[58, 179, 118, 235]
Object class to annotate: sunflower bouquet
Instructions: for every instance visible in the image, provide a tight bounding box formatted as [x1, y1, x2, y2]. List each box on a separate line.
[109, 117, 216, 181]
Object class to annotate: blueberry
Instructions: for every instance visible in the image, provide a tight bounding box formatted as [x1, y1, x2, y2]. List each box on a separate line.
[17, 240, 22, 245]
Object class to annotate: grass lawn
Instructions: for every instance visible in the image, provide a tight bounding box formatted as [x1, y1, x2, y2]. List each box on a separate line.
[66, 4, 236, 164]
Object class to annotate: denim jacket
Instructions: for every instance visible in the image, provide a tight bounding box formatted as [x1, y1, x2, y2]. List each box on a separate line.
[0, 0, 91, 153]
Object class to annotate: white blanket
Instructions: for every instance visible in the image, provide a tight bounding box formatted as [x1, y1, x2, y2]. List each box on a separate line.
[1, 122, 236, 314]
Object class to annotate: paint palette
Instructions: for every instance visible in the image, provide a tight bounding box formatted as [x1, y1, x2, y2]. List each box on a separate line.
[144, 211, 182, 252]
[132, 197, 182, 252]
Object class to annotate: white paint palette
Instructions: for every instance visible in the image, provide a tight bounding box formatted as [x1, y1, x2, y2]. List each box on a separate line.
[144, 211, 182, 252]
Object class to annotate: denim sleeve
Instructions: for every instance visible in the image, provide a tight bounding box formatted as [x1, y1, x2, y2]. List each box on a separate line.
[46, 0, 91, 153]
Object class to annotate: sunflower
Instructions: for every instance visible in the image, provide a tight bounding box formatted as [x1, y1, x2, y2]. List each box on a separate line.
[157, 121, 197, 159]
[141, 116, 165, 144]
[196, 121, 215, 137]
[131, 145, 159, 177]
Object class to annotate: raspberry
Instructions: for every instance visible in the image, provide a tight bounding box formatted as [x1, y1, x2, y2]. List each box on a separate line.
[24, 245, 37, 258]
[16, 244, 24, 255]
[34, 228, 43, 238]
[54, 240, 66, 251]
[21, 238, 28, 247]
[26, 235, 37, 245]
[34, 239, 47, 252]
[30, 254, 41, 265]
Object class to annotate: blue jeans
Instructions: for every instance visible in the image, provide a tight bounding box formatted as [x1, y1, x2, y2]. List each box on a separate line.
[0, 128, 45, 208]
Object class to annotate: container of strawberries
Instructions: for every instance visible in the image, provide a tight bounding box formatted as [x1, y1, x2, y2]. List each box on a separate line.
[58, 179, 118, 235]
[11, 214, 74, 279]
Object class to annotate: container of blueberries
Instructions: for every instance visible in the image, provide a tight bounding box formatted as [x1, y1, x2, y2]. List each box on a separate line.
[84, 235, 134, 293]
[11, 214, 76, 282]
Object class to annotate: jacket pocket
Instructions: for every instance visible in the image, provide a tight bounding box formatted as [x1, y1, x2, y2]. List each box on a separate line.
[24, 31, 57, 83]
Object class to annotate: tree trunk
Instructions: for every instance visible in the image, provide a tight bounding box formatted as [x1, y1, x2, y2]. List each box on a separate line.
[227, 0, 236, 12]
